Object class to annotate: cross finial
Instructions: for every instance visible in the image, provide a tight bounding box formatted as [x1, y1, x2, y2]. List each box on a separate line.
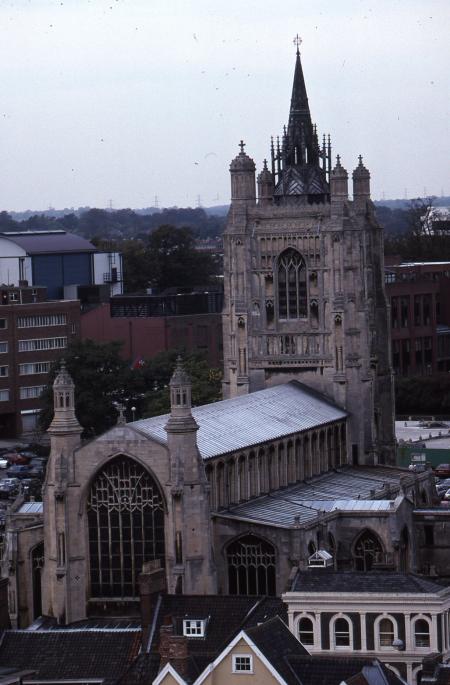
[293, 34, 302, 53]
[239, 140, 245, 154]
[358, 154, 363, 165]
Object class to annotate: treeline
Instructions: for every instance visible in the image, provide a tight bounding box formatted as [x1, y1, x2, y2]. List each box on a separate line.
[0, 206, 226, 240]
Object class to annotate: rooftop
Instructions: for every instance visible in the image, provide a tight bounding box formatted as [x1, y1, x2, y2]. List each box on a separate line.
[130, 381, 347, 460]
[289, 569, 449, 594]
[0, 230, 96, 254]
[219, 465, 408, 527]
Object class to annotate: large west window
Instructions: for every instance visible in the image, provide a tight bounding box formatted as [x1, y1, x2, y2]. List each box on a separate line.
[87, 456, 165, 599]
[277, 249, 307, 319]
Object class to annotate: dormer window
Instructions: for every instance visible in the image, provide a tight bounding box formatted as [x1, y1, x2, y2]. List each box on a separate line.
[183, 619, 206, 637]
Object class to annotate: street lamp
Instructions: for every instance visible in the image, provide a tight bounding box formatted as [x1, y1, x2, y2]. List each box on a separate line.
[131, 406, 136, 422]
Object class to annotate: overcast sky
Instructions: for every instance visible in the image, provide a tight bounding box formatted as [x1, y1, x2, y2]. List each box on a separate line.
[0, 0, 448, 211]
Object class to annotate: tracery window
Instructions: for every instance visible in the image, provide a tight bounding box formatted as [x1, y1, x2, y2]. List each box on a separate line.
[87, 456, 165, 599]
[353, 531, 383, 571]
[227, 535, 276, 596]
[277, 249, 307, 319]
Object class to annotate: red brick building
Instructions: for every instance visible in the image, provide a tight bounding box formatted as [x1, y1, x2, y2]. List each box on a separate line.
[81, 289, 223, 368]
[385, 262, 450, 376]
[0, 285, 80, 437]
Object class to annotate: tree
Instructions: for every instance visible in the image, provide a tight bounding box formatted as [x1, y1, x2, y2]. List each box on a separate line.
[146, 225, 220, 290]
[141, 350, 223, 417]
[39, 339, 132, 437]
[39, 341, 223, 436]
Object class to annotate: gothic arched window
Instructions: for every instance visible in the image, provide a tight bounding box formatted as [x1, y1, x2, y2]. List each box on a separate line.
[87, 456, 165, 599]
[277, 249, 307, 319]
[353, 530, 383, 571]
[32, 541, 44, 620]
[227, 535, 276, 596]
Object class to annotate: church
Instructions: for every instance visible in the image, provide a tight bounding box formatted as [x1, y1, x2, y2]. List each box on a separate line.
[2, 44, 438, 628]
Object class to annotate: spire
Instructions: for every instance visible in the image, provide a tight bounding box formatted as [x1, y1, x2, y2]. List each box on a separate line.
[271, 38, 329, 204]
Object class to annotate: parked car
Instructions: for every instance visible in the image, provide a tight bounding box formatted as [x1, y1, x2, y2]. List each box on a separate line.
[4, 452, 32, 465]
[408, 463, 427, 473]
[436, 478, 450, 495]
[0, 458, 8, 469]
[6, 464, 31, 479]
[434, 464, 450, 478]
[0, 479, 19, 499]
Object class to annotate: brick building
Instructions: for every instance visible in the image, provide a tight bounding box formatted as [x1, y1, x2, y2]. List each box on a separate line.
[0, 284, 80, 437]
[385, 262, 450, 376]
[81, 288, 223, 367]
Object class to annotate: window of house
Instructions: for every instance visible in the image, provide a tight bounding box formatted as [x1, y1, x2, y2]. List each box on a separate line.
[378, 617, 395, 647]
[232, 655, 253, 673]
[0, 319, 6, 329]
[0, 342, 8, 353]
[0, 389, 9, 401]
[183, 619, 206, 637]
[298, 617, 314, 645]
[333, 617, 351, 648]
[18, 337, 67, 352]
[8, 291, 18, 301]
[414, 618, 430, 648]
[18, 362, 50, 375]
[17, 314, 67, 328]
[400, 297, 410, 328]
[19, 385, 45, 400]
[0, 366, 8, 377]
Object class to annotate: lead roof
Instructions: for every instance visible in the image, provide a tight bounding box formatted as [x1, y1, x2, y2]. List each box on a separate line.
[290, 569, 449, 594]
[220, 466, 407, 527]
[131, 381, 347, 460]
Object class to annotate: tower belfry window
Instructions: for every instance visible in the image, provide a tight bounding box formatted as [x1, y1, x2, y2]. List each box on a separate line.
[277, 249, 307, 319]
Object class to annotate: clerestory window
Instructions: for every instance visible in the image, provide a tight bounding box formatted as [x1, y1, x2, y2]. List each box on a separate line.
[277, 249, 307, 319]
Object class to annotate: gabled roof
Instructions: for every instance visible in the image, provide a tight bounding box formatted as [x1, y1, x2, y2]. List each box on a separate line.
[149, 594, 286, 664]
[286, 656, 405, 685]
[0, 230, 96, 255]
[0, 629, 141, 684]
[243, 616, 308, 684]
[131, 381, 347, 459]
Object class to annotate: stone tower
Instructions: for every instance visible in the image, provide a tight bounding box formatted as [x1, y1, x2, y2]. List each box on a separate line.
[42, 361, 83, 623]
[222, 43, 395, 465]
[164, 358, 217, 594]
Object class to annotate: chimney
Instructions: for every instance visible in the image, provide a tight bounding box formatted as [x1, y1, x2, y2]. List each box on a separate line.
[158, 621, 190, 680]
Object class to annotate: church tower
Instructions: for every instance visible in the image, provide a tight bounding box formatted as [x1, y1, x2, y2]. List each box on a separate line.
[222, 39, 395, 465]
[42, 362, 83, 623]
[164, 358, 216, 594]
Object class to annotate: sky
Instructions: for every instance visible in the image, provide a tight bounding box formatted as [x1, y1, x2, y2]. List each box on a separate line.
[0, 0, 448, 211]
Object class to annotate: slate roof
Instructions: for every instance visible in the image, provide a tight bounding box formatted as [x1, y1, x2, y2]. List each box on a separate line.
[0, 230, 96, 254]
[0, 629, 141, 684]
[244, 616, 308, 684]
[286, 656, 404, 685]
[221, 466, 407, 527]
[151, 594, 286, 662]
[290, 569, 449, 594]
[131, 381, 347, 459]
